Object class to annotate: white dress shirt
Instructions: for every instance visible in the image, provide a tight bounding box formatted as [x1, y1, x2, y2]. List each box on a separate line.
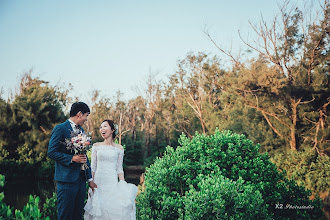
[68, 119, 81, 133]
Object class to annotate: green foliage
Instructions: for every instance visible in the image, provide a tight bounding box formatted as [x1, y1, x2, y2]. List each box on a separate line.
[0, 98, 12, 161]
[219, 95, 285, 152]
[14, 195, 48, 220]
[0, 159, 54, 181]
[0, 194, 14, 220]
[42, 193, 57, 220]
[123, 136, 144, 166]
[183, 174, 270, 219]
[0, 73, 67, 164]
[0, 175, 5, 188]
[272, 148, 330, 196]
[0, 174, 55, 220]
[219, 2, 330, 152]
[0, 73, 66, 180]
[11, 74, 67, 162]
[136, 130, 323, 219]
[0, 175, 14, 219]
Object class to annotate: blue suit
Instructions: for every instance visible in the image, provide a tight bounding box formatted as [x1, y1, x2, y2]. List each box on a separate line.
[48, 120, 92, 220]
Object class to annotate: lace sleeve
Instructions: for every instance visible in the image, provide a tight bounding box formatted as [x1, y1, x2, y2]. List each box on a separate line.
[91, 145, 97, 173]
[116, 149, 124, 174]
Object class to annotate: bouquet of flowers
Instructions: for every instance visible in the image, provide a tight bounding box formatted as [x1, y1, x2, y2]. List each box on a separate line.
[64, 131, 92, 170]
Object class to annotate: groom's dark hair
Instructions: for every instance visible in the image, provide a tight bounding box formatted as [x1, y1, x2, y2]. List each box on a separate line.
[70, 102, 90, 117]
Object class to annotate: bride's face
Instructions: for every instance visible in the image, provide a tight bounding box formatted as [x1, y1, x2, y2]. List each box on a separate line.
[99, 121, 113, 139]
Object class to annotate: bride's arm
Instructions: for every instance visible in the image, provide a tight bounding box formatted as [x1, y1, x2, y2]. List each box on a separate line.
[91, 145, 97, 179]
[117, 149, 125, 181]
[87, 144, 98, 192]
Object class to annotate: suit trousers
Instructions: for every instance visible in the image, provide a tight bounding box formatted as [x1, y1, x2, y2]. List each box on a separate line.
[56, 171, 86, 220]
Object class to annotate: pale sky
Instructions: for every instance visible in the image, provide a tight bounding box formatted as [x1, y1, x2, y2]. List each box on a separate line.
[0, 0, 282, 101]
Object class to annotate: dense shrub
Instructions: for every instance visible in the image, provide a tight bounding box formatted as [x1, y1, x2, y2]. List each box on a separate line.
[0, 174, 14, 219]
[42, 193, 57, 220]
[184, 173, 270, 219]
[0, 174, 55, 220]
[136, 130, 323, 219]
[14, 195, 46, 220]
[0, 159, 54, 181]
[272, 148, 330, 196]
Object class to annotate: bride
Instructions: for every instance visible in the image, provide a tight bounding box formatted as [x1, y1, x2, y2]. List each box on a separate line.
[84, 120, 138, 220]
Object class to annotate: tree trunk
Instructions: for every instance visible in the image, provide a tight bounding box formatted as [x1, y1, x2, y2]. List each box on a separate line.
[144, 121, 151, 160]
[290, 100, 298, 150]
[201, 118, 206, 134]
[155, 124, 158, 146]
[118, 112, 123, 145]
[289, 126, 297, 150]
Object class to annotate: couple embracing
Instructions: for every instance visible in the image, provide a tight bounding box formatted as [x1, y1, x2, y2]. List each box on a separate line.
[48, 102, 137, 220]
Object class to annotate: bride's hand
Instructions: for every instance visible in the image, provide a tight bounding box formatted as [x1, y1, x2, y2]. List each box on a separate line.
[88, 180, 97, 192]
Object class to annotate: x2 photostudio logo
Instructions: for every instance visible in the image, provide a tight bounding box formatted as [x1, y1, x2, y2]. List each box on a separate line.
[275, 203, 284, 209]
[275, 203, 314, 210]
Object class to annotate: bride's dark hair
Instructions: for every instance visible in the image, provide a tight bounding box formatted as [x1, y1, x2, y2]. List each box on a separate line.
[102, 119, 116, 139]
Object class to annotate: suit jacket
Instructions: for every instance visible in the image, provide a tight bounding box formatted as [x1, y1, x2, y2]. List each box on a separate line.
[48, 120, 92, 182]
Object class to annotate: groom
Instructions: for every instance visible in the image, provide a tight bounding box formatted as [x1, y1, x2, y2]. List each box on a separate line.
[48, 102, 97, 220]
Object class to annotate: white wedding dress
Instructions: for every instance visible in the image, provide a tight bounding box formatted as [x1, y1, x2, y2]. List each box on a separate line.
[84, 144, 138, 220]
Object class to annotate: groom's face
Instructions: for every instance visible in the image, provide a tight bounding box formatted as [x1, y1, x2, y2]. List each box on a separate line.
[77, 112, 89, 126]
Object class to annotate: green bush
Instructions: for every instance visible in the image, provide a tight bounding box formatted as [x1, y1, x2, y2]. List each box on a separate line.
[136, 130, 323, 219]
[0, 160, 54, 181]
[0, 175, 14, 219]
[272, 148, 330, 196]
[14, 195, 48, 220]
[0, 174, 54, 220]
[42, 193, 57, 220]
[184, 173, 270, 219]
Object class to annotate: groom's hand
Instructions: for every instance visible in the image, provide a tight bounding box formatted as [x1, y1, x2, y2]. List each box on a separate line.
[89, 180, 97, 192]
[72, 154, 87, 163]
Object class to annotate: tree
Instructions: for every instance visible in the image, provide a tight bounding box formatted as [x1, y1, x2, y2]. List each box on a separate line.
[0, 97, 11, 160]
[3, 72, 67, 162]
[206, 0, 329, 152]
[167, 52, 224, 136]
[138, 73, 162, 161]
[114, 90, 131, 145]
